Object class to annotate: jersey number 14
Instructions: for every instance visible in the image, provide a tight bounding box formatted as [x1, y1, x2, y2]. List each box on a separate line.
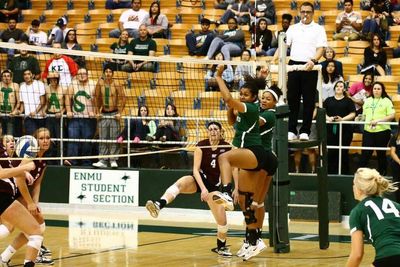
[365, 199, 400, 220]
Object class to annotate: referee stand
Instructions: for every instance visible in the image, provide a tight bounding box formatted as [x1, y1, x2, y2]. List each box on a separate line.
[269, 104, 330, 252]
[267, 32, 329, 252]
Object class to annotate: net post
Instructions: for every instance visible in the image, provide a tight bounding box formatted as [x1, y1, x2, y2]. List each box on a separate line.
[60, 115, 64, 165]
[272, 105, 291, 253]
[127, 112, 131, 168]
[316, 108, 330, 249]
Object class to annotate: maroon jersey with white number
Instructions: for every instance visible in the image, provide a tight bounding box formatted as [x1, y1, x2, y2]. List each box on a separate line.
[197, 139, 231, 186]
[29, 160, 47, 185]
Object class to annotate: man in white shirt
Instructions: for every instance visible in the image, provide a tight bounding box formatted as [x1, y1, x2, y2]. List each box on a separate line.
[19, 69, 46, 135]
[27, 19, 47, 47]
[333, 0, 362, 41]
[109, 0, 148, 38]
[285, 1, 327, 141]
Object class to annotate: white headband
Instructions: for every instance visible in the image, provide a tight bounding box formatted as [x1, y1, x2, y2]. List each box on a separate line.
[265, 89, 279, 101]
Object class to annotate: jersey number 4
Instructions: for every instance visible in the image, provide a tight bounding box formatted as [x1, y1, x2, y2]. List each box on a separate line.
[365, 199, 400, 220]
[210, 159, 216, 169]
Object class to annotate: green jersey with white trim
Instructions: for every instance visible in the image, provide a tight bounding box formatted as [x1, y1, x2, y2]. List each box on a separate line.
[349, 196, 400, 260]
[232, 102, 261, 148]
[259, 109, 276, 151]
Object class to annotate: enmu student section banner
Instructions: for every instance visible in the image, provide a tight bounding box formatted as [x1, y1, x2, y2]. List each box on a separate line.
[69, 169, 139, 206]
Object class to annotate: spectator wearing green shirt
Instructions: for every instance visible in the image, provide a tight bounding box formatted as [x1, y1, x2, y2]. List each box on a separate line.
[8, 45, 41, 84]
[128, 24, 157, 72]
[105, 29, 132, 72]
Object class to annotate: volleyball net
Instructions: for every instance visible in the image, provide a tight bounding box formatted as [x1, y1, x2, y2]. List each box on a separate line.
[0, 42, 277, 165]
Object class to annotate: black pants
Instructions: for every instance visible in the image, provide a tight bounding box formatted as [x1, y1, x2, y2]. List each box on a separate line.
[287, 60, 318, 135]
[359, 130, 391, 175]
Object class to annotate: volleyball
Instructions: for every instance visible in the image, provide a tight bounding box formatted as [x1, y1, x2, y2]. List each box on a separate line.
[15, 135, 40, 158]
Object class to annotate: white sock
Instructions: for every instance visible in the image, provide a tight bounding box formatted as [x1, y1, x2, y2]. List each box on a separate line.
[1, 245, 16, 262]
[0, 225, 10, 239]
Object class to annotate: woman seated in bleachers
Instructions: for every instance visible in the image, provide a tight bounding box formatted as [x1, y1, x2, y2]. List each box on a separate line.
[320, 47, 343, 77]
[205, 52, 234, 91]
[251, 17, 276, 56]
[361, 5, 389, 41]
[61, 29, 85, 68]
[144, 1, 169, 39]
[361, 33, 387, 76]
[321, 60, 344, 101]
[105, 30, 132, 72]
[151, 104, 181, 143]
[234, 49, 252, 89]
[348, 72, 374, 115]
[216, 0, 251, 26]
[205, 17, 245, 61]
[117, 105, 156, 145]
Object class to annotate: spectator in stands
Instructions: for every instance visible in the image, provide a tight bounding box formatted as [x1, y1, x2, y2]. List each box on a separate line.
[26, 19, 48, 47]
[251, 17, 276, 56]
[109, 0, 148, 38]
[117, 105, 156, 144]
[348, 73, 374, 115]
[234, 49, 252, 89]
[324, 81, 356, 174]
[8, 44, 41, 84]
[0, 18, 28, 58]
[359, 81, 394, 175]
[321, 60, 344, 101]
[144, 1, 169, 38]
[61, 29, 85, 68]
[19, 69, 46, 135]
[0, 69, 20, 136]
[42, 42, 79, 88]
[0, 0, 18, 23]
[151, 104, 180, 143]
[320, 46, 343, 77]
[205, 52, 234, 91]
[216, 0, 251, 26]
[47, 17, 68, 46]
[65, 68, 97, 166]
[250, 0, 275, 25]
[205, 17, 245, 61]
[128, 24, 157, 72]
[93, 66, 126, 169]
[361, 5, 389, 41]
[333, 0, 362, 41]
[45, 72, 65, 162]
[105, 0, 131, 9]
[362, 33, 387, 76]
[214, 0, 235, 9]
[185, 18, 215, 56]
[106, 30, 132, 72]
[271, 13, 293, 49]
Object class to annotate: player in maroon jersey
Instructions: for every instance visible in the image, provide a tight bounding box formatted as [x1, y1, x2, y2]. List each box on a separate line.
[146, 121, 234, 257]
[0, 128, 54, 265]
[0, 134, 41, 267]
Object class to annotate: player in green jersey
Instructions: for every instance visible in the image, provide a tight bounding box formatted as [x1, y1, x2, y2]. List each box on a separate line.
[347, 167, 400, 267]
[213, 64, 278, 260]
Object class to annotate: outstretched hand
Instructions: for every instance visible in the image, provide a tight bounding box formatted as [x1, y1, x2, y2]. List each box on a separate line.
[215, 64, 225, 78]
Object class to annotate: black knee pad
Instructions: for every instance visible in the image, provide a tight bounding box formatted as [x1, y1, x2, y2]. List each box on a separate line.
[239, 190, 257, 224]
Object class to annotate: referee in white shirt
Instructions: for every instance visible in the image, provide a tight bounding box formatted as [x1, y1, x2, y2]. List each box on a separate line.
[285, 2, 327, 141]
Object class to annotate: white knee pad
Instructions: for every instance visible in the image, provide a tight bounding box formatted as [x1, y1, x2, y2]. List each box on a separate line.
[217, 224, 228, 234]
[257, 202, 265, 208]
[39, 223, 46, 234]
[165, 184, 180, 199]
[27, 235, 43, 250]
[0, 224, 10, 239]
